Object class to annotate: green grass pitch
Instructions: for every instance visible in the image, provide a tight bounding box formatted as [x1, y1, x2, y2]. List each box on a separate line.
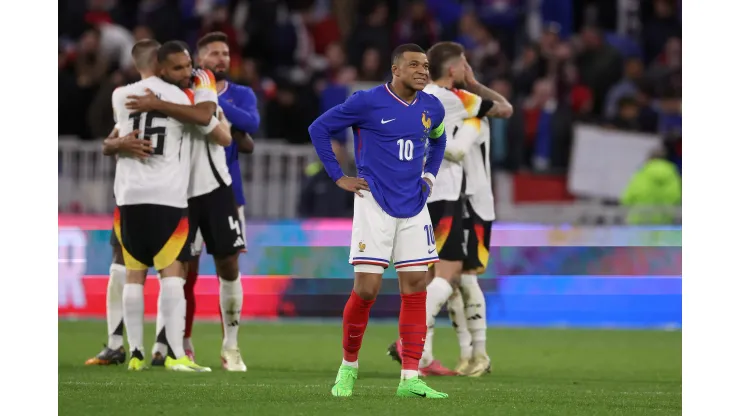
[58, 320, 681, 415]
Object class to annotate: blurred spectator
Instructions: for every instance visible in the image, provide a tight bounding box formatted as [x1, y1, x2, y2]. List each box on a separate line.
[97, 21, 136, 70]
[138, 0, 183, 43]
[606, 96, 641, 132]
[575, 26, 623, 116]
[489, 78, 515, 168]
[132, 25, 155, 41]
[357, 48, 385, 82]
[306, 1, 342, 54]
[465, 24, 508, 83]
[604, 57, 643, 119]
[512, 43, 546, 99]
[620, 146, 681, 225]
[560, 62, 594, 122]
[75, 28, 110, 89]
[473, 0, 523, 57]
[346, 1, 391, 69]
[199, 4, 241, 66]
[635, 81, 660, 133]
[454, 11, 480, 50]
[646, 37, 681, 97]
[265, 82, 315, 144]
[393, 0, 440, 50]
[642, 0, 682, 63]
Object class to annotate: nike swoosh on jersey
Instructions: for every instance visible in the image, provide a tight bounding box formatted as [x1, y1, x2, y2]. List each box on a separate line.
[381, 118, 396, 124]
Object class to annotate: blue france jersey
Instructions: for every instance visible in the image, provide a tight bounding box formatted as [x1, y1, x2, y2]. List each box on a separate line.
[218, 82, 261, 207]
[309, 83, 447, 218]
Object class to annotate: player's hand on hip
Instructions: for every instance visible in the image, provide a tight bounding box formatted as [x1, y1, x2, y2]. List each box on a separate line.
[117, 130, 152, 160]
[422, 178, 433, 197]
[126, 88, 160, 112]
[336, 177, 370, 197]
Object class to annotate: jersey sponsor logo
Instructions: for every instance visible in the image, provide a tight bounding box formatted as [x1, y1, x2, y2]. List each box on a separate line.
[233, 236, 245, 248]
[381, 118, 396, 124]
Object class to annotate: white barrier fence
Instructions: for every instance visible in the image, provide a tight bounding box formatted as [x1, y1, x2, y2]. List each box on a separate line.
[59, 138, 318, 218]
[58, 138, 681, 224]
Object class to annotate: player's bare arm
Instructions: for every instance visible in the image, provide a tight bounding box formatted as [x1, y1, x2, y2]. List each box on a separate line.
[126, 89, 216, 126]
[233, 130, 255, 154]
[464, 63, 513, 119]
[205, 109, 232, 146]
[102, 129, 152, 160]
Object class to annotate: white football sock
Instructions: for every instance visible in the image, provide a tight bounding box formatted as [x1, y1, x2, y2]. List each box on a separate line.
[122, 283, 144, 354]
[447, 288, 473, 359]
[160, 277, 186, 359]
[152, 284, 168, 357]
[460, 274, 487, 357]
[401, 370, 419, 380]
[106, 264, 126, 349]
[219, 276, 243, 350]
[341, 359, 358, 368]
[421, 277, 453, 365]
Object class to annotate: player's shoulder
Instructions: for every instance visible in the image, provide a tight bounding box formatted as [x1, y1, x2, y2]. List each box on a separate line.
[418, 90, 445, 115]
[112, 81, 142, 104]
[226, 82, 256, 97]
[449, 87, 482, 104]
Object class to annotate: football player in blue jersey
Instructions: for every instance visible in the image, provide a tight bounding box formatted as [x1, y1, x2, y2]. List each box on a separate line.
[309, 44, 449, 399]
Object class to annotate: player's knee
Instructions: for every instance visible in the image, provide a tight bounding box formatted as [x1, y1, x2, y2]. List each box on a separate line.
[352, 270, 383, 300]
[112, 247, 125, 266]
[214, 253, 240, 281]
[125, 269, 147, 285]
[160, 261, 186, 278]
[397, 267, 429, 293]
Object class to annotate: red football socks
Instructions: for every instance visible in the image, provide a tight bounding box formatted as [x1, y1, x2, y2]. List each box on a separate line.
[342, 290, 375, 362]
[399, 291, 427, 370]
[184, 269, 197, 339]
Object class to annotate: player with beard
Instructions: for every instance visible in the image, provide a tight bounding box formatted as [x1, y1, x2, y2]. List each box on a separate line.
[170, 32, 260, 366]
[386, 41, 512, 377]
[110, 40, 230, 371]
[85, 39, 230, 367]
[126, 37, 251, 371]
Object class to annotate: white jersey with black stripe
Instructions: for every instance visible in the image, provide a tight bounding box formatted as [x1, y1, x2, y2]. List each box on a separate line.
[188, 105, 232, 198]
[112, 77, 192, 208]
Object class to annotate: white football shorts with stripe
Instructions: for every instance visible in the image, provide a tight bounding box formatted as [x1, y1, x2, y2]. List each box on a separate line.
[349, 190, 439, 272]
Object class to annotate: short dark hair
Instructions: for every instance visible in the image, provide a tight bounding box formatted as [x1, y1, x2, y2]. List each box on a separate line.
[157, 40, 189, 63]
[131, 39, 161, 70]
[197, 32, 229, 51]
[391, 43, 425, 65]
[427, 42, 465, 81]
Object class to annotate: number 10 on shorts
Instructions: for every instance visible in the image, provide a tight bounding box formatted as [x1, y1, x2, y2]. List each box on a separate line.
[423, 224, 435, 246]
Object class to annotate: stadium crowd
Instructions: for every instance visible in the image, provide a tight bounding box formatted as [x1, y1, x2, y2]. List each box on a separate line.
[59, 0, 681, 174]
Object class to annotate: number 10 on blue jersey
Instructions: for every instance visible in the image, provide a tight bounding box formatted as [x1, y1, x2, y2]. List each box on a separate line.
[397, 139, 414, 161]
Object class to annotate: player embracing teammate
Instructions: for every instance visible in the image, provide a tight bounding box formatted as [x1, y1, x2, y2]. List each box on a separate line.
[86, 33, 259, 372]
